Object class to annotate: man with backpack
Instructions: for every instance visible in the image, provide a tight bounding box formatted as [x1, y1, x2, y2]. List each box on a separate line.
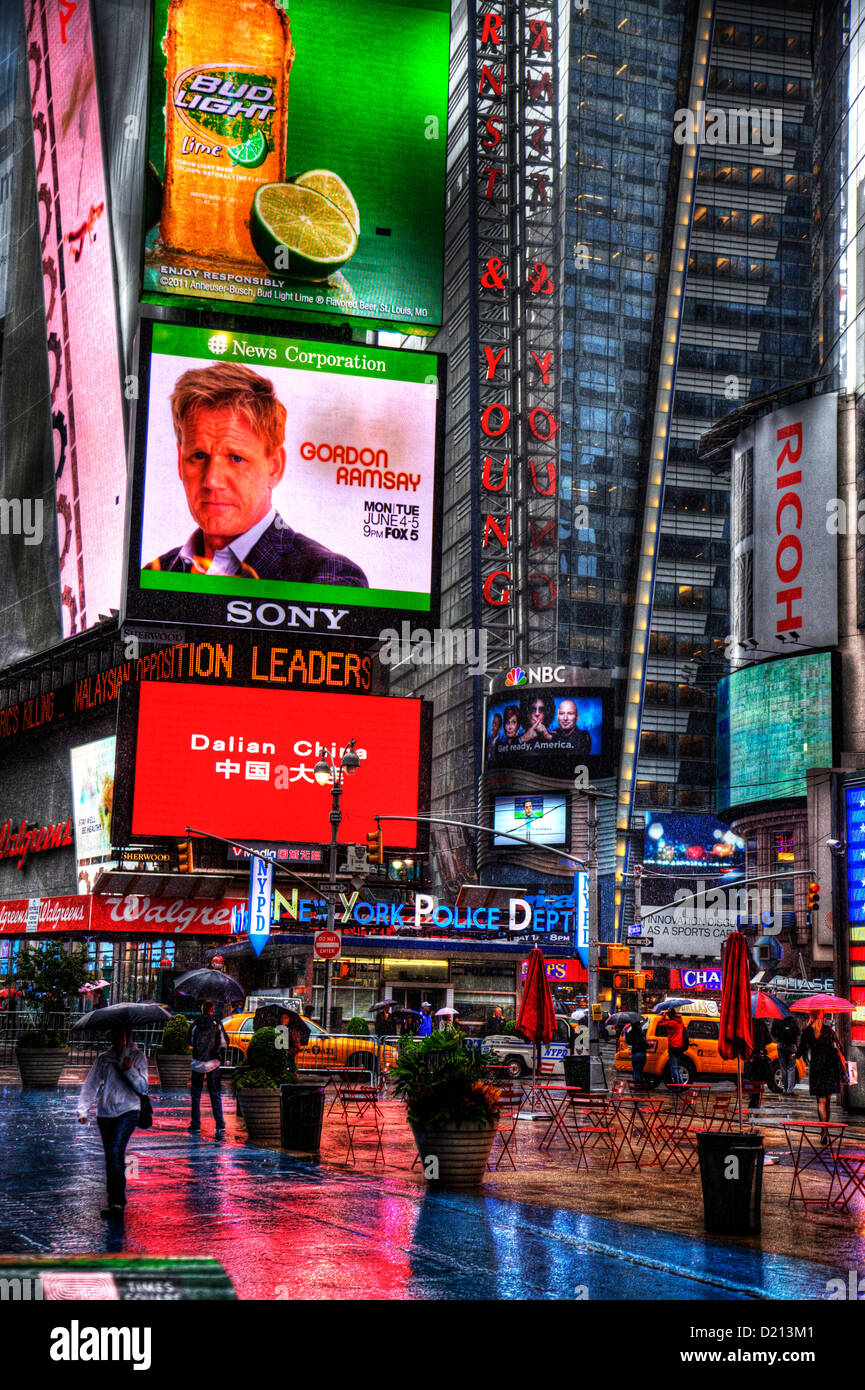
[771, 1013, 800, 1095]
[189, 1000, 229, 1137]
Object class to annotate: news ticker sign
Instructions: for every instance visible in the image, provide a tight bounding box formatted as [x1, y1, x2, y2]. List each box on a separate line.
[114, 681, 431, 849]
[0, 896, 244, 936]
[0, 634, 384, 749]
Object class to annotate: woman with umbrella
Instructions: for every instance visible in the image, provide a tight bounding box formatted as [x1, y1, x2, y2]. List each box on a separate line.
[794, 1002, 849, 1139]
[75, 1006, 160, 1218]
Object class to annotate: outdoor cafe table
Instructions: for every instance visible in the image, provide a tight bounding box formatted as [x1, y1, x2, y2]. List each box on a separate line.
[665, 1083, 719, 1118]
[780, 1121, 847, 1208]
[536, 1085, 583, 1150]
[606, 1097, 664, 1169]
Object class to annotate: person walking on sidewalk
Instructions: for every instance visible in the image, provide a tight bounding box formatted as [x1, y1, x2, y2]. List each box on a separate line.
[626, 1018, 648, 1088]
[663, 1008, 691, 1085]
[189, 1000, 228, 1137]
[796, 1011, 847, 1140]
[771, 1013, 800, 1095]
[77, 1025, 148, 1218]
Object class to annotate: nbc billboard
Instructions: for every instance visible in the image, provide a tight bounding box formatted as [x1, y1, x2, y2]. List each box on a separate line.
[143, 0, 450, 333]
[484, 685, 614, 780]
[124, 320, 443, 638]
[113, 681, 430, 846]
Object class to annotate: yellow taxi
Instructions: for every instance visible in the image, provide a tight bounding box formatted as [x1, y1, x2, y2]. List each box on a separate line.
[222, 1011, 398, 1074]
[614, 1007, 806, 1091]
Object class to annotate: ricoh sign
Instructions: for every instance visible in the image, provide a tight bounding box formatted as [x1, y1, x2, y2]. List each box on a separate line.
[734, 394, 838, 652]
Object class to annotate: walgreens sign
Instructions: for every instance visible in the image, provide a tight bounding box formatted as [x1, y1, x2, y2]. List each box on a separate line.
[117, 682, 428, 846]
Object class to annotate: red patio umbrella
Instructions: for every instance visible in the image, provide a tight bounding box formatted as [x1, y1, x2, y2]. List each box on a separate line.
[517, 947, 557, 1111]
[719, 930, 753, 1131]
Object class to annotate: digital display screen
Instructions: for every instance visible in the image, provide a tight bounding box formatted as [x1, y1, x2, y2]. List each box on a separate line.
[717, 652, 834, 807]
[644, 812, 745, 873]
[115, 681, 429, 846]
[70, 737, 117, 895]
[143, 0, 450, 333]
[484, 687, 613, 780]
[125, 320, 443, 637]
[492, 795, 568, 848]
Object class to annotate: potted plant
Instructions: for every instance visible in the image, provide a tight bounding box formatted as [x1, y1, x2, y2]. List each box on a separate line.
[13, 942, 89, 1088]
[235, 1026, 327, 1152]
[391, 1027, 502, 1188]
[155, 1013, 192, 1090]
[235, 1027, 293, 1148]
[345, 1016, 370, 1036]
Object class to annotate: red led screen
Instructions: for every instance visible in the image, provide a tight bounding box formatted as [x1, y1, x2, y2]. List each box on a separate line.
[126, 682, 425, 845]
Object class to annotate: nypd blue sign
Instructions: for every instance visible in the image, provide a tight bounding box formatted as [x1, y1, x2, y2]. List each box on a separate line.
[247, 856, 274, 958]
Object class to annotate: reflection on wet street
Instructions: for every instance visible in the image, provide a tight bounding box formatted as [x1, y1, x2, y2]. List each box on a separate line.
[0, 1086, 843, 1299]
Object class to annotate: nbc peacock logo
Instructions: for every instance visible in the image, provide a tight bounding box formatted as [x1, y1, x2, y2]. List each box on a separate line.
[505, 668, 527, 687]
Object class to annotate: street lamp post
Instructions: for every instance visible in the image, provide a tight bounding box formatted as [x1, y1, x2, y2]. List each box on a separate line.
[314, 738, 360, 1032]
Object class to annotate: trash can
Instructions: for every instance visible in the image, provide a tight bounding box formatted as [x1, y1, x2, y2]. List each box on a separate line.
[697, 1131, 764, 1235]
[280, 1083, 325, 1155]
[563, 1055, 590, 1090]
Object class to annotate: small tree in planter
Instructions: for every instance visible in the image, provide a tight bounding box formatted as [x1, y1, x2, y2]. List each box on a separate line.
[14, 942, 89, 1088]
[391, 1028, 502, 1188]
[235, 1027, 294, 1147]
[155, 1013, 191, 1090]
[345, 1016, 370, 1036]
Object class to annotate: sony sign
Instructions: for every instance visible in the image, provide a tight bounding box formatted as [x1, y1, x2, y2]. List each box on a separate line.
[732, 394, 838, 654]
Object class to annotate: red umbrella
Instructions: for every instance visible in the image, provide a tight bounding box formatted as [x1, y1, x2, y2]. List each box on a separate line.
[517, 947, 557, 1110]
[790, 995, 853, 1013]
[719, 931, 753, 1130]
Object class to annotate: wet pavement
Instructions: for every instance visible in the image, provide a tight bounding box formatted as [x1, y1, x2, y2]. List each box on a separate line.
[1, 1079, 862, 1300]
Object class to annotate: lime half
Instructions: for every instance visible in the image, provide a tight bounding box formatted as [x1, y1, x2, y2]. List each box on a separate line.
[293, 169, 360, 237]
[229, 128, 267, 168]
[251, 183, 358, 281]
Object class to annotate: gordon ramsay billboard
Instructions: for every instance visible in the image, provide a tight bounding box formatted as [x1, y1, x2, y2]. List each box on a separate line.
[124, 320, 444, 637]
[113, 681, 430, 846]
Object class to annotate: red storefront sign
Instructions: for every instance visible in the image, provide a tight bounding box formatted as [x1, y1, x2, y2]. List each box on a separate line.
[520, 957, 586, 983]
[0, 817, 74, 868]
[0, 895, 244, 936]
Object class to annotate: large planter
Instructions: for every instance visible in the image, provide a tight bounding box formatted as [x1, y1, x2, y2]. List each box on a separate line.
[16, 1048, 68, 1089]
[155, 1054, 191, 1091]
[237, 1087, 282, 1147]
[409, 1119, 497, 1189]
[280, 1083, 325, 1155]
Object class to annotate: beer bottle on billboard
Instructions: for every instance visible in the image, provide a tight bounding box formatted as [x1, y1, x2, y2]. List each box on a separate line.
[160, 0, 294, 264]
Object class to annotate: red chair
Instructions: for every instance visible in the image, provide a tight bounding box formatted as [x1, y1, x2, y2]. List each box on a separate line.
[341, 1085, 385, 1166]
[488, 1085, 524, 1171]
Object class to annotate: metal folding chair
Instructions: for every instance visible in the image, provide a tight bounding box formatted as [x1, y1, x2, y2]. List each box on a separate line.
[488, 1084, 524, 1171]
[341, 1085, 385, 1166]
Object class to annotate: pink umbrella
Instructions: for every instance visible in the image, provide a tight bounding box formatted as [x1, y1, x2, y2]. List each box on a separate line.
[790, 995, 853, 1013]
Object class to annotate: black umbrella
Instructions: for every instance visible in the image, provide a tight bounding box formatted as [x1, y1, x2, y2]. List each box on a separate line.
[72, 1003, 172, 1031]
[652, 998, 692, 1014]
[172, 968, 245, 1007]
[607, 1011, 642, 1026]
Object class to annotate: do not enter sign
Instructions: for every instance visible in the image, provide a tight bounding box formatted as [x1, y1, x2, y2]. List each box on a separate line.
[314, 930, 342, 961]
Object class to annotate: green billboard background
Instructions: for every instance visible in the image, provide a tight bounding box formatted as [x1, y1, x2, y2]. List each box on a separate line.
[144, 0, 450, 333]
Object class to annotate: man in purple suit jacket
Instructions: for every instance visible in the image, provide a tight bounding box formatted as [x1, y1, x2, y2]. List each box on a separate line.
[145, 361, 368, 587]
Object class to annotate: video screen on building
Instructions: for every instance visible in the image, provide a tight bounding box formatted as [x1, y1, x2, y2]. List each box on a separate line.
[143, 0, 450, 334]
[717, 652, 834, 808]
[484, 687, 613, 780]
[643, 812, 745, 873]
[113, 681, 430, 847]
[70, 737, 117, 894]
[124, 320, 443, 638]
[492, 794, 568, 848]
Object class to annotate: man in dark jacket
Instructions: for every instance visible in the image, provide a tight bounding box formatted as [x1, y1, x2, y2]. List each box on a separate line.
[189, 1001, 229, 1137]
[771, 1014, 800, 1095]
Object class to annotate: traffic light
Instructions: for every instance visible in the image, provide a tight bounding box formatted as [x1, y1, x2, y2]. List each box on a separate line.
[808, 880, 820, 912]
[366, 826, 383, 865]
[607, 945, 631, 968]
[633, 971, 647, 991]
[177, 840, 194, 874]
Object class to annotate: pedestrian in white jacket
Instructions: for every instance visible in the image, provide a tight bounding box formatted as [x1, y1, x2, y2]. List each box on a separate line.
[78, 1026, 148, 1218]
